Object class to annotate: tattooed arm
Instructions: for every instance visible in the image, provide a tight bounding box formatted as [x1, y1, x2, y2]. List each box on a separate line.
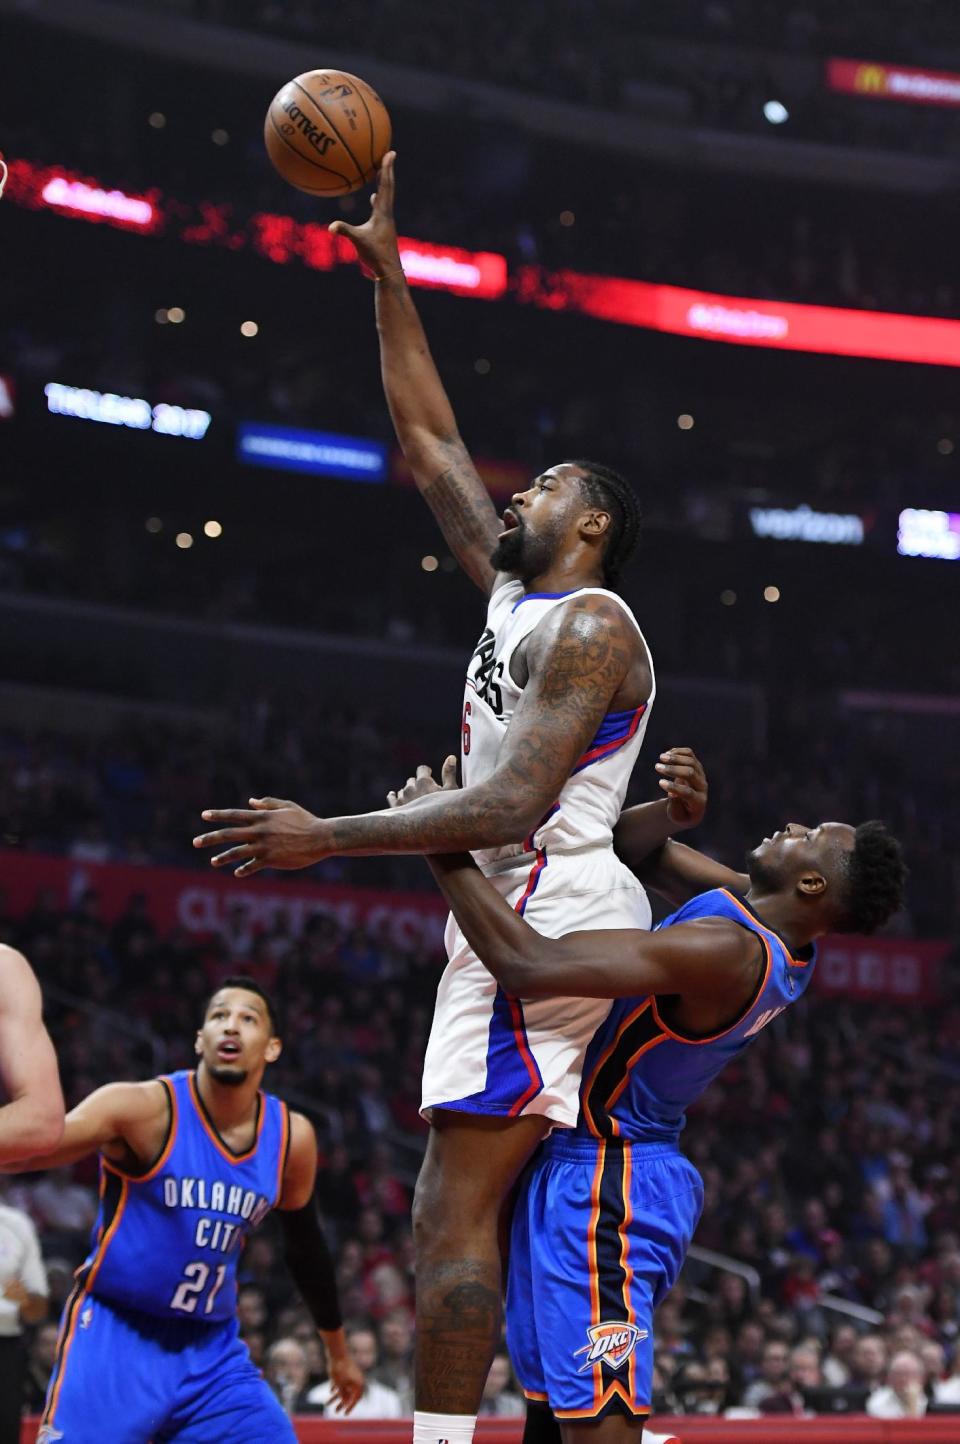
[330, 152, 502, 594]
[195, 595, 649, 873]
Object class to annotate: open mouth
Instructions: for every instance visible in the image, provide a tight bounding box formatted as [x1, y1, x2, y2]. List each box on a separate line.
[217, 1041, 241, 1060]
[497, 507, 521, 540]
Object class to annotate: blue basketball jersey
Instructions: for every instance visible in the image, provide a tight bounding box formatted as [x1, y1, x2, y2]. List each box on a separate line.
[575, 888, 816, 1143]
[81, 1069, 289, 1323]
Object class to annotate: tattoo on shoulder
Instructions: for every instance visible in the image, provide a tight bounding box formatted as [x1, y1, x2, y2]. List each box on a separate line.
[531, 599, 633, 719]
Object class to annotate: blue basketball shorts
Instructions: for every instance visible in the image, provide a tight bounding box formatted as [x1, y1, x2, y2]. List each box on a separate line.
[39, 1292, 296, 1443]
[506, 1135, 703, 1421]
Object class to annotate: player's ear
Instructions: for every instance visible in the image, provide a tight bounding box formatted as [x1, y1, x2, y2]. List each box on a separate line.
[194, 1031, 203, 1057]
[580, 507, 611, 540]
[265, 1037, 282, 1064]
[797, 870, 827, 899]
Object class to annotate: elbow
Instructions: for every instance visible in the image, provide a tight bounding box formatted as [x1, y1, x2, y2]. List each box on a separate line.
[480, 798, 551, 851]
[494, 950, 549, 1000]
[30, 1106, 65, 1159]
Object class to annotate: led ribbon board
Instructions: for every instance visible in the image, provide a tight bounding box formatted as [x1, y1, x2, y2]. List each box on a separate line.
[45, 382, 211, 438]
[237, 422, 387, 480]
[11, 158, 960, 366]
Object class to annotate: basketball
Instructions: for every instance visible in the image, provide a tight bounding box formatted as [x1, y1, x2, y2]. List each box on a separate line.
[264, 69, 392, 196]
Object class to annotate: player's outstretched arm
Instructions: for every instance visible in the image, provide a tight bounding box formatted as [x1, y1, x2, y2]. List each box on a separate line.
[194, 594, 642, 872]
[277, 1113, 364, 1414]
[3, 1080, 168, 1173]
[0, 947, 64, 1163]
[634, 840, 750, 907]
[330, 152, 502, 594]
[426, 851, 754, 1002]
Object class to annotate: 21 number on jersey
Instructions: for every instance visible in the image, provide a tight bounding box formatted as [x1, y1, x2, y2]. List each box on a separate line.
[170, 1260, 228, 1315]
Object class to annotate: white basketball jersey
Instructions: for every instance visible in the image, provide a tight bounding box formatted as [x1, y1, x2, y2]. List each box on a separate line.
[462, 581, 655, 871]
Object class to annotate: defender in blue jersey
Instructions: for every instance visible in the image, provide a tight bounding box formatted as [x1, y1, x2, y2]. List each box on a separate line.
[406, 755, 905, 1443]
[14, 977, 362, 1443]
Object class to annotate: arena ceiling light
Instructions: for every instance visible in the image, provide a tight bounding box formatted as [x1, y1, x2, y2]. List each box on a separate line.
[763, 100, 789, 124]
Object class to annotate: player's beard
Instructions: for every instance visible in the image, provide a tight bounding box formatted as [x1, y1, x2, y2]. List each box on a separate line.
[745, 847, 784, 892]
[207, 1061, 249, 1087]
[489, 523, 554, 581]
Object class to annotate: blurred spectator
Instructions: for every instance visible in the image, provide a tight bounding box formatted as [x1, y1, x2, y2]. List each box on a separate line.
[867, 1349, 929, 1419]
[479, 1352, 525, 1417]
[370, 1308, 414, 1415]
[821, 1323, 858, 1386]
[21, 1321, 58, 1414]
[848, 1334, 889, 1393]
[741, 1340, 795, 1410]
[934, 1351, 960, 1406]
[882, 1162, 930, 1253]
[0, 1196, 48, 1444]
[790, 1343, 823, 1395]
[265, 1337, 322, 1417]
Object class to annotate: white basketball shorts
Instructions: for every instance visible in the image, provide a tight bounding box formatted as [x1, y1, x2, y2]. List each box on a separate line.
[420, 847, 651, 1130]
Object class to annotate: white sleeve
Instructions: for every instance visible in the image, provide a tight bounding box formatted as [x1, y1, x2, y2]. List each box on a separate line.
[15, 1213, 49, 1297]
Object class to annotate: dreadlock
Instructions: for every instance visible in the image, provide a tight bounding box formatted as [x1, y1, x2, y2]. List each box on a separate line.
[835, 821, 907, 935]
[568, 459, 642, 588]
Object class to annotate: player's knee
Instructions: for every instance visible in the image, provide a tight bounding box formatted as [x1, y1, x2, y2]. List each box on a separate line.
[413, 1158, 493, 1251]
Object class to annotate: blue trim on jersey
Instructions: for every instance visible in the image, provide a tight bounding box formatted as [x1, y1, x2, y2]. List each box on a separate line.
[572, 706, 646, 774]
[515, 847, 549, 915]
[525, 803, 560, 853]
[511, 588, 582, 612]
[436, 986, 544, 1116]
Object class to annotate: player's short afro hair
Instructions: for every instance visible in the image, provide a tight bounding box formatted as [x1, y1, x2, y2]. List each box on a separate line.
[835, 821, 906, 935]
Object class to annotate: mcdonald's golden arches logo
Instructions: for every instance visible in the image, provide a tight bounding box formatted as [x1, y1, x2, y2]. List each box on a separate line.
[854, 63, 888, 94]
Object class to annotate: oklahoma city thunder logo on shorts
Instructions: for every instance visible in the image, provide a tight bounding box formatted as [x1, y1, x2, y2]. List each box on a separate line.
[574, 1320, 648, 1372]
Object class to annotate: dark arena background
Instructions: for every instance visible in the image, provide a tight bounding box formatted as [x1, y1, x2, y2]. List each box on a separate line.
[1, 1, 959, 1441]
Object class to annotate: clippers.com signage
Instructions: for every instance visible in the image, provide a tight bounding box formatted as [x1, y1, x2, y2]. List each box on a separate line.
[1, 850, 948, 1005]
[0, 850, 448, 956]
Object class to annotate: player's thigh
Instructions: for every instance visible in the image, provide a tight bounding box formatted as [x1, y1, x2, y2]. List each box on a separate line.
[160, 1368, 296, 1444]
[42, 1297, 172, 1443]
[415, 1108, 549, 1227]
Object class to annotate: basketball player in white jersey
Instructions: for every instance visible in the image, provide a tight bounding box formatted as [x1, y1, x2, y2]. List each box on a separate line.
[194, 153, 674, 1444]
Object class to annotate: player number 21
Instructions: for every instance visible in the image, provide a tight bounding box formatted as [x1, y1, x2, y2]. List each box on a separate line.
[170, 1261, 227, 1315]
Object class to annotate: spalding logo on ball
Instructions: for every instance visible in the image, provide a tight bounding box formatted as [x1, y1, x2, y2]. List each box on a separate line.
[264, 69, 392, 196]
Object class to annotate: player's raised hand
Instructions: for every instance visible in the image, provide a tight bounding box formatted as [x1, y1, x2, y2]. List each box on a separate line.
[387, 756, 458, 809]
[329, 149, 400, 276]
[654, 746, 708, 831]
[193, 797, 331, 876]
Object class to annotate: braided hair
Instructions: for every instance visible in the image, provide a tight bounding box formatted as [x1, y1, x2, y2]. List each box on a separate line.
[568, 459, 641, 588]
